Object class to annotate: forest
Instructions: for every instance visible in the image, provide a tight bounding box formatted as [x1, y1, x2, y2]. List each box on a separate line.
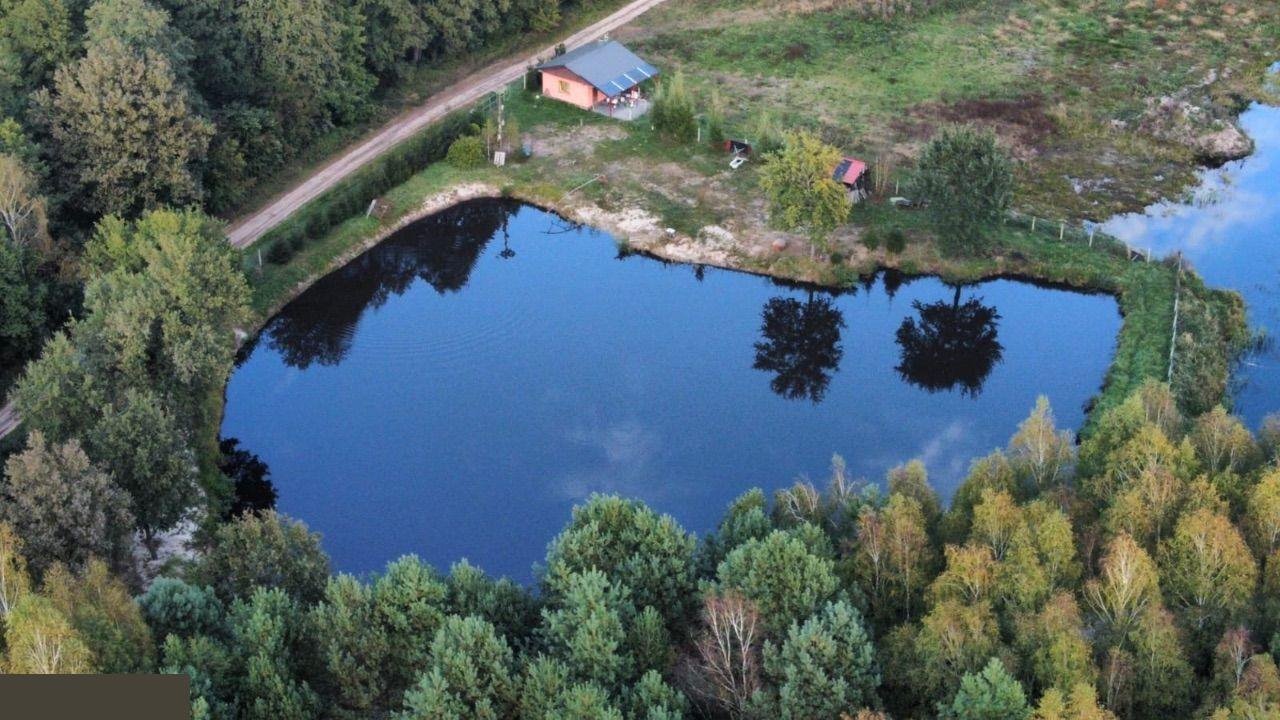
[2, 0, 1279, 718]
[4, 380, 1280, 720]
[0, 0, 599, 393]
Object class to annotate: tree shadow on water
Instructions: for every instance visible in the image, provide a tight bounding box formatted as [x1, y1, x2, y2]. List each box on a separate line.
[895, 285, 1003, 398]
[753, 292, 846, 404]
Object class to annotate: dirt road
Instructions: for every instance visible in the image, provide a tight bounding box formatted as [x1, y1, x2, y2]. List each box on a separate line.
[0, 0, 672, 442]
[226, 0, 671, 249]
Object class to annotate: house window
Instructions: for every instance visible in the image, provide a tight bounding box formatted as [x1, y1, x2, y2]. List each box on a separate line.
[558, 80, 570, 94]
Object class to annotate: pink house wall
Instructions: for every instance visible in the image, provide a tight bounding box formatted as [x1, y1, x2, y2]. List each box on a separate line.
[541, 67, 600, 110]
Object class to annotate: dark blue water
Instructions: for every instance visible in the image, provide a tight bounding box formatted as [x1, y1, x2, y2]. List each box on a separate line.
[1104, 99, 1280, 425]
[223, 200, 1120, 580]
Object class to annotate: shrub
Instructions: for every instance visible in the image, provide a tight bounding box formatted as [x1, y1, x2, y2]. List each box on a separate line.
[257, 109, 480, 264]
[706, 89, 727, 146]
[266, 240, 294, 265]
[748, 110, 784, 155]
[446, 135, 488, 169]
[651, 71, 697, 143]
[885, 228, 907, 254]
[862, 228, 882, 251]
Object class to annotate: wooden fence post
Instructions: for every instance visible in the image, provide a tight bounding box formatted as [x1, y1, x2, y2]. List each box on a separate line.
[1059, 222, 1065, 240]
[1089, 229, 1095, 248]
[1031, 217, 1037, 232]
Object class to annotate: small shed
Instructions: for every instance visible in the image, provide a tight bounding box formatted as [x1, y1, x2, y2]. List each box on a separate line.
[833, 157, 869, 201]
[536, 40, 659, 114]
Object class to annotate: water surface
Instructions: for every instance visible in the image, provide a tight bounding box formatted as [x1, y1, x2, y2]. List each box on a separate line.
[223, 200, 1119, 579]
[1104, 100, 1280, 425]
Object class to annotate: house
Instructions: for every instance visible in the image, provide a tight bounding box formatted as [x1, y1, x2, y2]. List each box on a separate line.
[833, 156, 870, 201]
[536, 40, 659, 119]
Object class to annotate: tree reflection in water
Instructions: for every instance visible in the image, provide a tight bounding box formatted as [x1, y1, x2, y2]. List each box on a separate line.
[753, 292, 846, 403]
[262, 200, 520, 368]
[895, 285, 1003, 397]
[219, 438, 277, 518]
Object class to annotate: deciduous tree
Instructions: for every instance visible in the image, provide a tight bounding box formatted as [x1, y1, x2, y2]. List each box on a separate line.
[915, 599, 1001, 698]
[693, 591, 762, 719]
[0, 432, 134, 576]
[1008, 396, 1074, 494]
[760, 130, 851, 259]
[43, 560, 154, 672]
[86, 387, 198, 552]
[0, 153, 50, 251]
[1158, 508, 1257, 637]
[0, 522, 32, 617]
[4, 594, 94, 673]
[34, 38, 213, 217]
[1033, 683, 1116, 720]
[1083, 533, 1160, 638]
[1246, 468, 1280, 558]
[197, 510, 330, 604]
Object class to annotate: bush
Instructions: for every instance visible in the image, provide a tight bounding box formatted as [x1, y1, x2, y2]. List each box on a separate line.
[257, 109, 480, 265]
[862, 228, 882, 251]
[748, 110, 785, 156]
[651, 71, 697, 143]
[446, 135, 488, 169]
[885, 228, 907, 254]
[706, 89, 727, 146]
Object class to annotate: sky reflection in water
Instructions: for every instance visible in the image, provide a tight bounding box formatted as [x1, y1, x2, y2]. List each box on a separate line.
[223, 200, 1119, 580]
[1104, 101, 1280, 425]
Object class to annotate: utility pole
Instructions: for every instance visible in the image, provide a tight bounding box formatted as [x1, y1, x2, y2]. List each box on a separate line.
[496, 89, 505, 151]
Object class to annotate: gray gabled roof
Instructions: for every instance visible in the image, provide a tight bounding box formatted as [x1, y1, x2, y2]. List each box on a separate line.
[536, 40, 659, 98]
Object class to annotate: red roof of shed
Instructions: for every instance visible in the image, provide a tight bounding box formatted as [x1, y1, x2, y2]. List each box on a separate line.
[835, 157, 868, 185]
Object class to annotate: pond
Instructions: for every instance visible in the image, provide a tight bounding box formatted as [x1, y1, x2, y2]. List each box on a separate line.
[222, 199, 1120, 580]
[1104, 98, 1280, 426]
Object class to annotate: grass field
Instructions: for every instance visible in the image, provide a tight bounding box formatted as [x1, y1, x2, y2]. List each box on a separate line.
[621, 0, 1278, 218]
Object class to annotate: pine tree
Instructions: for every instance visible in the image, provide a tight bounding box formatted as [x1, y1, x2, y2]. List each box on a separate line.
[755, 600, 880, 718]
[938, 658, 1030, 720]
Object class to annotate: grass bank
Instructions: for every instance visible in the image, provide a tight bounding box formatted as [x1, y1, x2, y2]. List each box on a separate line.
[239, 150, 1244, 436]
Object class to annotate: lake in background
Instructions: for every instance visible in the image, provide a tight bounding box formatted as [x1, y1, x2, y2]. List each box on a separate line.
[1105, 98, 1280, 426]
[223, 200, 1120, 580]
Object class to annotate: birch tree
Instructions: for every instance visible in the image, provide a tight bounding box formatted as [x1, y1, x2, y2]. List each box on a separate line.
[0, 153, 49, 251]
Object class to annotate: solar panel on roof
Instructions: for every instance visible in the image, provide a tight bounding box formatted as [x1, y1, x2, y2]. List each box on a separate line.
[536, 40, 660, 98]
